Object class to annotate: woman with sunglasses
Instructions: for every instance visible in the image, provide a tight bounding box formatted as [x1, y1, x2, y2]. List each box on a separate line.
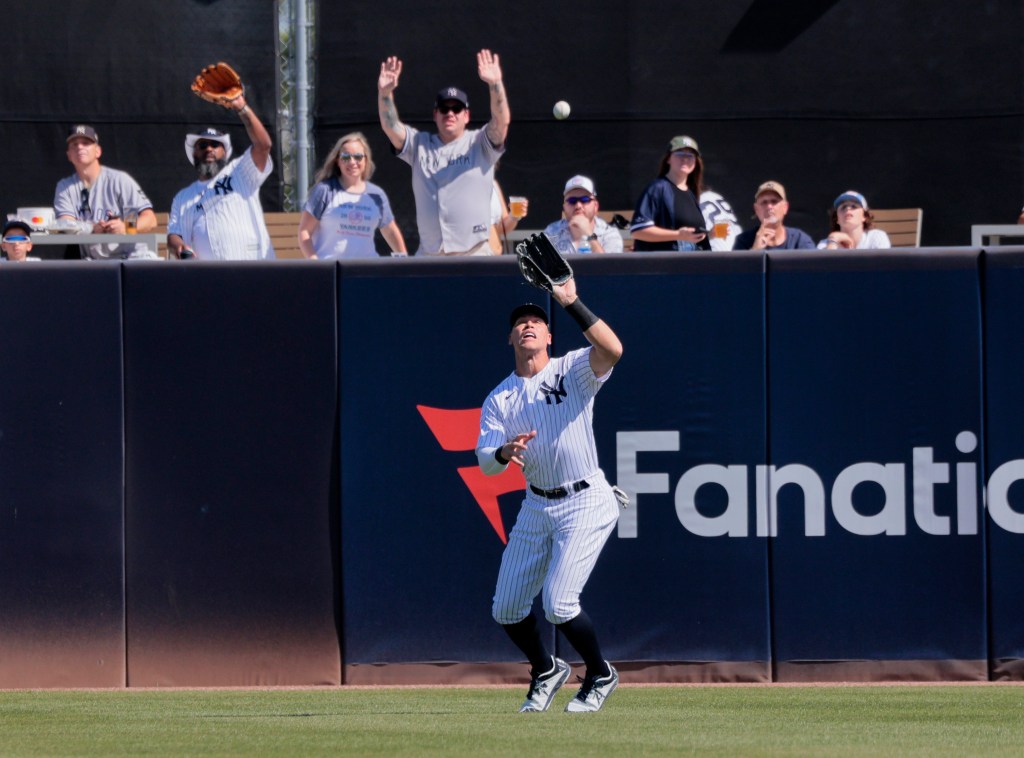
[630, 135, 711, 252]
[299, 132, 407, 258]
[818, 190, 891, 250]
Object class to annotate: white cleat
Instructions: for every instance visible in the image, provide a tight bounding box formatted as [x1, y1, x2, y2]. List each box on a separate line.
[564, 662, 619, 713]
[518, 657, 571, 713]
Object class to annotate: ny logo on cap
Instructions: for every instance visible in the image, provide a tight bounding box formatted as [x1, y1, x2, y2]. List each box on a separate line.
[75, 126, 88, 134]
[445, 88, 458, 98]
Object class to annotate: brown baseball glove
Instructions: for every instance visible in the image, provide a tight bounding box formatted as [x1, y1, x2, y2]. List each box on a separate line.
[191, 62, 245, 107]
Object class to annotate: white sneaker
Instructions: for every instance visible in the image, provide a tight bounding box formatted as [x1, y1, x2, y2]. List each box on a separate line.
[518, 657, 571, 713]
[564, 662, 618, 713]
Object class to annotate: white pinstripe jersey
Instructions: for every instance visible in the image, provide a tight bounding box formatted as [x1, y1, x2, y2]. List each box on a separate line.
[168, 147, 275, 260]
[477, 347, 611, 490]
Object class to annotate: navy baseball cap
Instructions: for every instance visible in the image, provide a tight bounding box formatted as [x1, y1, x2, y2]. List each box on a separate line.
[2, 219, 33, 238]
[509, 303, 549, 329]
[67, 124, 99, 144]
[436, 87, 469, 108]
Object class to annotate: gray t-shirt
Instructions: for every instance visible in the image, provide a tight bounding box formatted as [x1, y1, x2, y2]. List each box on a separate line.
[54, 166, 153, 259]
[398, 125, 504, 254]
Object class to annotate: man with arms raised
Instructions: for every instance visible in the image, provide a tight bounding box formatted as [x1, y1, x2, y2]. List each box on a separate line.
[377, 50, 510, 255]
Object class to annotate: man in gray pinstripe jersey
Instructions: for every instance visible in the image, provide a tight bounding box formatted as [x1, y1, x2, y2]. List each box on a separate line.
[476, 275, 624, 713]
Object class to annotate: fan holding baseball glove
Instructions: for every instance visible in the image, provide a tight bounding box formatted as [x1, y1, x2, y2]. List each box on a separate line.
[165, 62, 275, 261]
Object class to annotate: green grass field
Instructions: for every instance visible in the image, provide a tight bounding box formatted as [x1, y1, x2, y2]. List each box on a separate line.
[1, 685, 1022, 756]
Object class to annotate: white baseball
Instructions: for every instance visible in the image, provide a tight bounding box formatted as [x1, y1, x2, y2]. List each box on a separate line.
[552, 100, 571, 120]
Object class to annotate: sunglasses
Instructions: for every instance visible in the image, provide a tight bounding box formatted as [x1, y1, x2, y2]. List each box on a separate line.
[195, 140, 223, 151]
[437, 104, 465, 115]
[339, 153, 366, 162]
[564, 196, 594, 205]
[80, 186, 91, 215]
[672, 151, 697, 160]
[3, 235, 29, 243]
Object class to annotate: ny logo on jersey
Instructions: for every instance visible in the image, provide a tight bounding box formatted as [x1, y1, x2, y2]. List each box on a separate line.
[213, 176, 234, 195]
[539, 374, 567, 405]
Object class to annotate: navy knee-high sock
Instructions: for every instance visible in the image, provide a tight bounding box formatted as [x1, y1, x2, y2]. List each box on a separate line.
[501, 612, 553, 674]
[556, 610, 610, 678]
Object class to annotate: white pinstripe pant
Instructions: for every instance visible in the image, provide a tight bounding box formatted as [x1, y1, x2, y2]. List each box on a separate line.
[492, 472, 620, 625]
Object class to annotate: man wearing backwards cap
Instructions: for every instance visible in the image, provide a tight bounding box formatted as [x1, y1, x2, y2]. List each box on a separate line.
[542, 175, 623, 254]
[167, 86, 274, 260]
[477, 272, 625, 713]
[1, 220, 41, 262]
[54, 124, 157, 259]
[377, 50, 510, 255]
[732, 180, 815, 251]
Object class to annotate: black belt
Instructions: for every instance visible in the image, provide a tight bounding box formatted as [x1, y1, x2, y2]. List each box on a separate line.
[529, 479, 590, 499]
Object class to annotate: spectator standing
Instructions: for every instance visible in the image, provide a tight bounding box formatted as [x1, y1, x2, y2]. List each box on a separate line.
[377, 50, 510, 255]
[630, 135, 710, 252]
[167, 87, 274, 260]
[298, 132, 406, 258]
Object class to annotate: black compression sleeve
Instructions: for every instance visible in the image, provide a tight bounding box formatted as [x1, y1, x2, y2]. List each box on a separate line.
[565, 298, 599, 331]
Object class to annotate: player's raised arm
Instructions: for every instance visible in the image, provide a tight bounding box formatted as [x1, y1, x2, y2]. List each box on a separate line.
[378, 56, 407, 150]
[477, 49, 509, 148]
[552, 277, 623, 377]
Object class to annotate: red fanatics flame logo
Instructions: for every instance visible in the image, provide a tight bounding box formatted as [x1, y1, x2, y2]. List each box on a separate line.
[417, 405, 525, 544]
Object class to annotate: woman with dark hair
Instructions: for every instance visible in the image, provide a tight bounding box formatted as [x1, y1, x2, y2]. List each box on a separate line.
[298, 132, 407, 258]
[819, 190, 891, 249]
[629, 135, 710, 252]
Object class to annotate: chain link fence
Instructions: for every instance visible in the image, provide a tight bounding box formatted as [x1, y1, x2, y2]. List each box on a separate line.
[275, 0, 316, 211]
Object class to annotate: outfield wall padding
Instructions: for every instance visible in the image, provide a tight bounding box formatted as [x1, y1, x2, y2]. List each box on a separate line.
[0, 264, 126, 687]
[1, 250, 1024, 687]
[766, 250, 987, 681]
[121, 262, 340, 686]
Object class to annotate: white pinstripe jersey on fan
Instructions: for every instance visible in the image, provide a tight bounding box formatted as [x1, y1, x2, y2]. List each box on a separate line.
[478, 347, 611, 489]
[168, 147, 275, 260]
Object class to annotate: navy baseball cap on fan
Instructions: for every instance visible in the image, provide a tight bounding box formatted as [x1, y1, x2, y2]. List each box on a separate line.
[184, 127, 234, 166]
[509, 303, 549, 329]
[436, 87, 469, 108]
[67, 124, 99, 144]
[2, 219, 33, 238]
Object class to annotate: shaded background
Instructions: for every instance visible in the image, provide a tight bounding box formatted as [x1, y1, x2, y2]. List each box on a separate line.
[2, 0, 1022, 247]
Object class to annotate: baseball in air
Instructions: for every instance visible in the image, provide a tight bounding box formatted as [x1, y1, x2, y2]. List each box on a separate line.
[553, 100, 571, 120]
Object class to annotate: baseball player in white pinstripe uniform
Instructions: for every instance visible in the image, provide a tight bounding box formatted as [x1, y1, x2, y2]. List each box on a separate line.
[476, 276, 623, 713]
[167, 93, 274, 260]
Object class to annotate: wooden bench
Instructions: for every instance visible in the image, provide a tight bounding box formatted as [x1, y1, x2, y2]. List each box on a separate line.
[871, 208, 923, 247]
[149, 211, 304, 259]
[264, 211, 304, 259]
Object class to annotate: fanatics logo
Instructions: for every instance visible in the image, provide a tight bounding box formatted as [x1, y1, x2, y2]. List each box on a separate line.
[417, 405, 524, 544]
